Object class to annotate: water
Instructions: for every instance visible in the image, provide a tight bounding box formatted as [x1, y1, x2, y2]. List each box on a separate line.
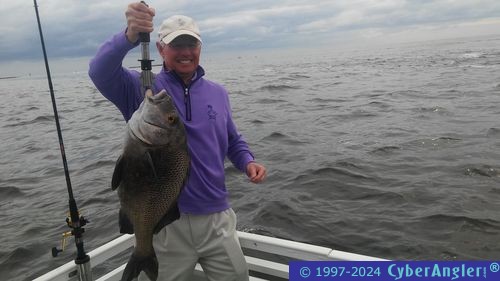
[1, 35, 500, 280]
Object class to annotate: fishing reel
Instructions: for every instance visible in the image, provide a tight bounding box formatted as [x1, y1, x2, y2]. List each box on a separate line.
[51, 211, 89, 257]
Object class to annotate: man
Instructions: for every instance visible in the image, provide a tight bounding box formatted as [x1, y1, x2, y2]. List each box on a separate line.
[89, 2, 267, 281]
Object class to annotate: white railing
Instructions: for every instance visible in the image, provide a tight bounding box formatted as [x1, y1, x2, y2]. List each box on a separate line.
[34, 231, 387, 281]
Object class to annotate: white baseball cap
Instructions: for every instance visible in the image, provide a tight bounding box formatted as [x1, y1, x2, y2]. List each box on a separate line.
[158, 15, 202, 45]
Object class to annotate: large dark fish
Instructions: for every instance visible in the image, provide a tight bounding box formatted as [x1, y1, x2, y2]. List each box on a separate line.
[111, 89, 190, 281]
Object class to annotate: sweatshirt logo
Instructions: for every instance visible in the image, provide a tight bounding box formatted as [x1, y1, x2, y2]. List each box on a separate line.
[207, 105, 217, 121]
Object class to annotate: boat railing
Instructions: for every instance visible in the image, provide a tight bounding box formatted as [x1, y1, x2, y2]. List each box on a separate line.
[34, 231, 387, 281]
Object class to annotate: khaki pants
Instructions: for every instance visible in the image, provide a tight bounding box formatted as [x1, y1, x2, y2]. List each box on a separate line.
[138, 208, 249, 281]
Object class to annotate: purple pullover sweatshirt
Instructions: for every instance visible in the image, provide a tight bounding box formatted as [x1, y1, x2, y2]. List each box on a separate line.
[88, 31, 255, 214]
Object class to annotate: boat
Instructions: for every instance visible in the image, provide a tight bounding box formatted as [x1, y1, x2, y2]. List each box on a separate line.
[34, 231, 387, 281]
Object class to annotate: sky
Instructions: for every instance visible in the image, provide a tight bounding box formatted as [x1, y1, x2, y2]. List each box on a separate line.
[1, 0, 500, 75]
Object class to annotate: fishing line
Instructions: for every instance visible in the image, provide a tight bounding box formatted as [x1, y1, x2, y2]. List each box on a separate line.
[33, 1, 91, 280]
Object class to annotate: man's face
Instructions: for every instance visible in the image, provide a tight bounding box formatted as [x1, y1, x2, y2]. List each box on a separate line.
[158, 35, 201, 79]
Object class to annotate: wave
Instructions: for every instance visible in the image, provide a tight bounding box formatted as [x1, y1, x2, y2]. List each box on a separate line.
[278, 74, 311, 81]
[93, 99, 110, 106]
[74, 160, 116, 176]
[255, 98, 287, 104]
[291, 166, 371, 184]
[0, 185, 25, 199]
[486, 127, 500, 137]
[250, 200, 317, 242]
[0, 176, 43, 186]
[250, 119, 265, 125]
[291, 74, 310, 79]
[367, 101, 391, 109]
[0, 246, 36, 280]
[80, 196, 114, 208]
[354, 190, 407, 202]
[260, 132, 309, 145]
[306, 97, 345, 103]
[388, 90, 424, 99]
[416, 214, 500, 231]
[413, 105, 452, 115]
[3, 115, 56, 127]
[26, 106, 39, 111]
[403, 136, 462, 149]
[433, 136, 462, 141]
[370, 145, 401, 154]
[457, 52, 484, 59]
[464, 165, 499, 177]
[257, 84, 301, 92]
[284, 168, 408, 208]
[311, 166, 370, 180]
[347, 109, 379, 119]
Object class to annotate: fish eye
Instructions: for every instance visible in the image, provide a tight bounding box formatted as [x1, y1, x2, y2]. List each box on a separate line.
[167, 114, 176, 124]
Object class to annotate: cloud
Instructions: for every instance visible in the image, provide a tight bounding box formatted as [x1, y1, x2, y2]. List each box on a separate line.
[0, 0, 127, 61]
[295, 0, 500, 37]
[1, 0, 500, 64]
[199, 4, 317, 33]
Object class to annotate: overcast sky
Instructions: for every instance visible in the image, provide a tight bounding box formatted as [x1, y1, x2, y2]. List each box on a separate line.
[1, 0, 500, 69]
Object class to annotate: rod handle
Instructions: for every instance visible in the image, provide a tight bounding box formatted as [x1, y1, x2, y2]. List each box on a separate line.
[139, 1, 150, 42]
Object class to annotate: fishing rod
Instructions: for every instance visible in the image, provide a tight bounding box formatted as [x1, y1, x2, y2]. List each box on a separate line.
[139, 1, 154, 94]
[33, 1, 92, 280]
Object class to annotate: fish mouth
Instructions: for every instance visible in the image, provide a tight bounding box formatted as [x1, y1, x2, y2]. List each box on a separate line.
[128, 118, 169, 146]
[142, 118, 170, 130]
[147, 90, 169, 103]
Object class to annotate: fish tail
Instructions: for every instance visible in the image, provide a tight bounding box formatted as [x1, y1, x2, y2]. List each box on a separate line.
[121, 252, 158, 281]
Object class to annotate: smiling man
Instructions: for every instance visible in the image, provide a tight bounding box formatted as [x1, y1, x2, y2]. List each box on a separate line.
[156, 15, 202, 85]
[89, 2, 266, 281]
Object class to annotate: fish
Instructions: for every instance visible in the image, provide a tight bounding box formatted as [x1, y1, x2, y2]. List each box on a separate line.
[111, 89, 190, 281]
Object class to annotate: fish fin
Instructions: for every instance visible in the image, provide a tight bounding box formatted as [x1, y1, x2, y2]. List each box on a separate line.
[111, 154, 124, 191]
[144, 151, 158, 180]
[153, 203, 180, 234]
[121, 253, 158, 281]
[119, 209, 134, 234]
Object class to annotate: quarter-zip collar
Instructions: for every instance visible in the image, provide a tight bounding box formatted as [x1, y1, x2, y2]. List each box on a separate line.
[161, 65, 205, 122]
